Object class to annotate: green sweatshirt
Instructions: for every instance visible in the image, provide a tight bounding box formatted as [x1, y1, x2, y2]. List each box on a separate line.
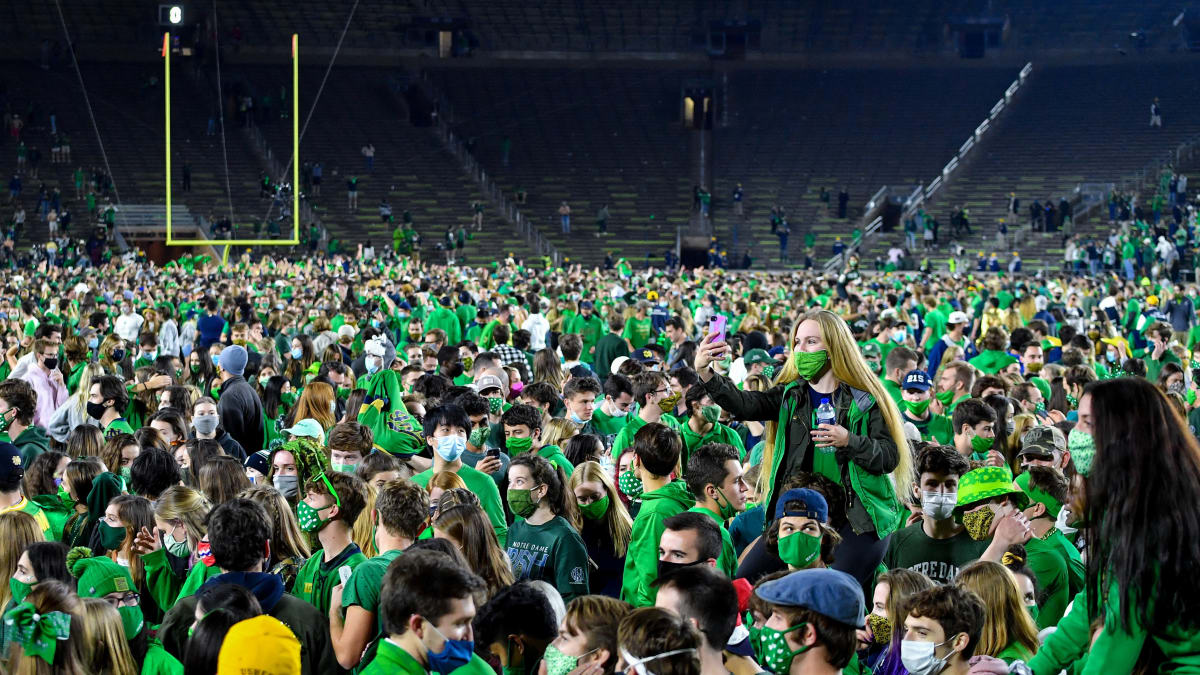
[11, 425, 49, 469]
[679, 420, 746, 465]
[610, 414, 682, 459]
[621, 480, 695, 607]
[687, 505, 737, 579]
[968, 349, 1017, 374]
[536, 445, 575, 477]
[506, 515, 590, 604]
[1026, 535, 1070, 629]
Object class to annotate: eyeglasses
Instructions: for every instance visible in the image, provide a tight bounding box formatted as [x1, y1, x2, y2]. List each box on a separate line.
[105, 592, 140, 608]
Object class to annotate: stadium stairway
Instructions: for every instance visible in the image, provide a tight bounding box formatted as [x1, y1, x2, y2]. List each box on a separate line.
[858, 60, 1200, 274]
[220, 64, 540, 264]
[710, 65, 1019, 268]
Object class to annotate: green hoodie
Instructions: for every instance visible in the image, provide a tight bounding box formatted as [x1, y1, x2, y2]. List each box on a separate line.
[12, 425, 49, 468]
[537, 445, 574, 477]
[620, 480, 695, 607]
[968, 349, 1017, 374]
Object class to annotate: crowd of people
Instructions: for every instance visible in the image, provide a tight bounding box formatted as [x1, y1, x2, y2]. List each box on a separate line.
[0, 249, 1191, 675]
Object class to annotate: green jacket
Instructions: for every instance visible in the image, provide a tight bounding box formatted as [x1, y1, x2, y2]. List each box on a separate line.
[621, 480, 694, 607]
[536, 444, 574, 477]
[703, 374, 903, 537]
[30, 491, 72, 542]
[12, 425, 49, 468]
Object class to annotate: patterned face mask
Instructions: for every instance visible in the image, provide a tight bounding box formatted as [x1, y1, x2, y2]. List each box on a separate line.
[618, 470, 644, 499]
[961, 507, 996, 540]
[755, 623, 811, 674]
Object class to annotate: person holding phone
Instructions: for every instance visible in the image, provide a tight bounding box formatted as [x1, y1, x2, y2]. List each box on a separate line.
[693, 308, 911, 591]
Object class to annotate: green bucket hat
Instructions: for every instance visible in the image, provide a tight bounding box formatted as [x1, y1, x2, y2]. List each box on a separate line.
[66, 547, 134, 598]
[953, 466, 1029, 516]
[1014, 471, 1062, 519]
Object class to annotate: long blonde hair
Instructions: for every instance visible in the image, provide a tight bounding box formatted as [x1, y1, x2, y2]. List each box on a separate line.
[957, 561, 1039, 659]
[0, 512, 44, 608]
[79, 597, 138, 675]
[240, 485, 312, 561]
[759, 310, 913, 504]
[568, 461, 632, 556]
[541, 417, 578, 449]
[153, 486, 212, 549]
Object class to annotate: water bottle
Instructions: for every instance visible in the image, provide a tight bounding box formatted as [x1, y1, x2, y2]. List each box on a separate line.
[816, 398, 837, 428]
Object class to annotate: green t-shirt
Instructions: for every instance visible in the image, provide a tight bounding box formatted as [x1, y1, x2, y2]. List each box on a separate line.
[291, 542, 367, 616]
[679, 421, 747, 465]
[610, 414, 682, 458]
[342, 547, 403, 669]
[905, 412, 954, 445]
[585, 408, 628, 437]
[923, 309, 948, 350]
[1026, 533, 1070, 630]
[622, 317, 653, 350]
[414, 465, 508, 546]
[361, 639, 427, 675]
[1045, 528, 1085, 599]
[104, 418, 136, 439]
[506, 516, 590, 604]
[882, 522, 988, 585]
[882, 378, 904, 405]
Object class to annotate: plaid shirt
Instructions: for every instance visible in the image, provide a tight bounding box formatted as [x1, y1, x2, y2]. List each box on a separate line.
[493, 344, 526, 368]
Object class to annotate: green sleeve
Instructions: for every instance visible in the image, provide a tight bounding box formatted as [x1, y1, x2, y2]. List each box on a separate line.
[141, 549, 185, 612]
[621, 319, 633, 341]
[621, 511, 666, 607]
[553, 534, 591, 605]
[141, 640, 184, 675]
[723, 426, 746, 462]
[175, 558, 222, 602]
[718, 528, 737, 579]
[469, 472, 509, 547]
[1028, 590, 1094, 675]
[1079, 587, 1144, 675]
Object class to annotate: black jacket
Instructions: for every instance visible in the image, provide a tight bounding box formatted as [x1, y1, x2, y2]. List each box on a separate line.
[217, 375, 263, 454]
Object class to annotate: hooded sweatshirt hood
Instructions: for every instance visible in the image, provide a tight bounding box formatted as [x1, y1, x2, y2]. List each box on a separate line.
[201, 571, 285, 613]
[640, 479, 695, 511]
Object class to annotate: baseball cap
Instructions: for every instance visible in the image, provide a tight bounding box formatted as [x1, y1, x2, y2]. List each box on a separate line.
[337, 325, 356, 339]
[1018, 426, 1065, 459]
[743, 349, 774, 367]
[216, 615, 301, 675]
[0, 443, 23, 484]
[610, 356, 629, 375]
[473, 374, 504, 394]
[631, 348, 658, 363]
[755, 569, 866, 628]
[774, 488, 829, 522]
[580, 300, 594, 310]
[281, 418, 326, 445]
[947, 311, 969, 325]
[903, 370, 931, 391]
[861, 343, 882, 359]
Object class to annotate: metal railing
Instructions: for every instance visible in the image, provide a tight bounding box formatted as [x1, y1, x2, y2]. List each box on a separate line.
[823, 61, 1033, 272]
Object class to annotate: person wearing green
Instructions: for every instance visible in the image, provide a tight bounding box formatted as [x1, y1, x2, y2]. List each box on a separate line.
[454, 295, 478, 335]
[933, 361, 974, 415]
[919, 296, 949, 351]
[413, 404, 508, 546]
[695, 311, 910, 591]
[592, 314, 630, 383]
[582, 374, 634, 440]
[1143, 322, 1181, 383]
[505, 454, 590, 604]
[622, 304, 653, 350]
[332, 479, 428, 671]
[361, 548, 488, 675]
[566, 301, 604, 364]
[678, 387, 745, 466]
[500, 404, 573, 477]
[968, 328, 1018, 374]
[0, 381, 49, 468]
[684, 443, 746, 579]
[89, 375, 135, 439]
[951, 398, 998, 464]
[426, 296, 463, 346]
[1015, 465, 1085, 596]
[291, 471, 369, 616]
[67, 547, 183, 674]
[898, 370, 954, 445]
[880, 346, 918, 405]
[610, 371, 683, 457]
[620, 423, 694, 607]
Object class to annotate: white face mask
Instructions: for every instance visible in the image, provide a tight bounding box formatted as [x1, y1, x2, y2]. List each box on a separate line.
[900, 638, 955, 675]
[619, 648, 697, 675]
[921, 491, 957, 521]
[1055, 505, 1078, 535]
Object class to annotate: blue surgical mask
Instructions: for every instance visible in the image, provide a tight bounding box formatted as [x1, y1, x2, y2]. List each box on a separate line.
[87, 336, 99, 349]
[210, 354, 220, 366]
[425, 619, 474, 675]
[291, 347, 304, 360]
[434, 435, 467, 462]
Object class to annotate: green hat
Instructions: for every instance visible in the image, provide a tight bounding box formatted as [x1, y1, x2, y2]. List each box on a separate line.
[1030, 376, 1051, 402]
[743, 349, 775, 367]
[66, 547, 134, 598]
[954, 466, 1029, 515]
[1014, 471, 1062, 519]
[861, 343, 882, 359]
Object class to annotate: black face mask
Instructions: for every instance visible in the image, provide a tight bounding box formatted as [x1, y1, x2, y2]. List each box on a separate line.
[656, 558, 703, 581]
[86, 401, 108, 421]
[111, 349, 126, 362]
[43, 357, 58, 369]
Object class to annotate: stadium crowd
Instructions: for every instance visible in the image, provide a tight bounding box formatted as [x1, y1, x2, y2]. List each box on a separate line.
[0, 247, 1191, 675]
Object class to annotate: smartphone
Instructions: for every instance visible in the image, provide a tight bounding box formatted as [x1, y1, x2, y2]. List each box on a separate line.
[486, 447, 500, 459]
[709, 315, 727, 343]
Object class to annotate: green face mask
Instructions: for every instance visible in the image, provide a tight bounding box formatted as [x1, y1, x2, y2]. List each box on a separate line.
[119, 604, 144, 640]
[970, 433, 994, 455]
[777, 530, 821, 568]
[9, 577, 32, 605]
[507, 487, 540, 519]
[469, 426, 487, 448]
[507, 436, 533, 454]
[962, 507, 996, 540]
[904, 398, 932, 416]
[296, 500, 334, 532]
[618, 470, 644, 499]
[756, 623, 811, 674]
[119, 466, 132, 482]
[331, 462, 358, 474]
[714, 487, 739, 520]
[700, 405, 722, 424]
[98, 520, 127, 550]
[281, 391, 299, 407]
[488, 397, 505, 415]
[934, 390, 955, 406]
[791, 350, 828, 381]
[337, 387, 350, 399]
[259, 376, 271, 387]
[578, 495, 610, 521]
[1026, 603, 1040, 624]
